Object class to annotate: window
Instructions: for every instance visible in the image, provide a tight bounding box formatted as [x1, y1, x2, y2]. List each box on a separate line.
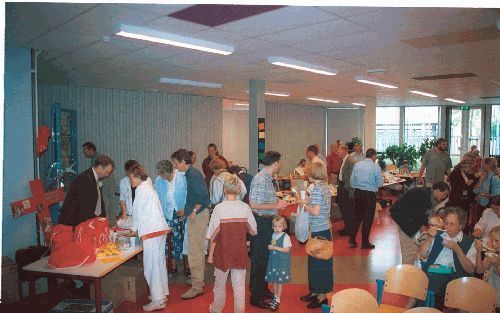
[404, 106, 440, 148]
[376, 107, 400, 151]
[491, 105, 500, 157]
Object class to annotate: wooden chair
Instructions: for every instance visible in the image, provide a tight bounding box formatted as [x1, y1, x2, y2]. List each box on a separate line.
[444, 277, 496, 313]
[404, 308, 443, 313]
[330, 288, 379, 313]
[376, 264, 433, 313]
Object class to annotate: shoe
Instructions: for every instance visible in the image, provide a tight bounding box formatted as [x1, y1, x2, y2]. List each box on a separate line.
[300, 292, 317, 302]
[361, 242, 375, 249]
[348, 238, 357, 248]
[307, 297, 328, 309]
[181, 288, 204, 300]
[142, 301, 166, 311]
[268, 299, 280, 311]
[250, 298, 269, 309]
[263, 290, 274, 300]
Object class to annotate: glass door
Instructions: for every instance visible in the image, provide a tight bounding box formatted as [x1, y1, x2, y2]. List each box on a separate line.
[446, 106, 484, 165]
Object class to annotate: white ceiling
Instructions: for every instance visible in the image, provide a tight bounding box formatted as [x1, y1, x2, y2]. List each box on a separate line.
[5, 3, 500, 107]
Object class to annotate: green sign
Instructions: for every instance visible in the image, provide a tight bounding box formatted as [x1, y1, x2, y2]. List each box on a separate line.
[459, 106, 470, 110]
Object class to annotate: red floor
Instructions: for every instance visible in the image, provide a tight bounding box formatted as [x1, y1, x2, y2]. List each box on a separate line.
[116, 200, 404, 313]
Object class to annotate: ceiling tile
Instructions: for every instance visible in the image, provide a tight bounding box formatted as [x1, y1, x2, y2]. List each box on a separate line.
[57, 4, 160, 37]
[144, 16, 211, 36]
[216, 6, 336, 37]
[115, 4, 193, 16]
[194, 28, 249, 45]
[316, 6, 380, 17]
[30, 30, 100, 57]
[257, 18, 366, 46]
[5, 3, 96, 45]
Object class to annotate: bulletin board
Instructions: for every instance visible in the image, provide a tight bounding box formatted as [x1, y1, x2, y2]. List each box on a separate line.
[258, 118, 265, 171]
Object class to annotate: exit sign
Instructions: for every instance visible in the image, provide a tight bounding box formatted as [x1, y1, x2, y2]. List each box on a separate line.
[459, 106, 470, 110]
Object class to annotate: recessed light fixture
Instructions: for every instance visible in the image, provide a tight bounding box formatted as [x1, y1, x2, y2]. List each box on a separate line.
[355, 76, 398, 89]
[307, 97, 339, 103]
[352, 102, 366, 107]
[117, 24, 234, 55]
[158, 77, 222, 89]
[444, 98, 466, 104]
[268, 56, 337, 76]
[410, 90, 438, 98]
[234, 103, 249, 106]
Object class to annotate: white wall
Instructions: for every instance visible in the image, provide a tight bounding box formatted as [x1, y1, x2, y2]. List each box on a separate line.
[222, 109, 249, 169]
[327, 108, 364, 148]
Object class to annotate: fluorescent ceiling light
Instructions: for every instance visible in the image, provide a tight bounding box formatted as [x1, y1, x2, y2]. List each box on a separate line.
[352, 102, 366, 107]
[117, 24, 234, 55]
[444, 98, 466, 104]
[265, 91, 290, 97]
[355, 76, 398, 89]
[268, 56, 337, 76]
[234, 103, 249, 106]
[410, 90, 438, 98]
[307, 97, 339, 103]
[158, 77, 222, 89]
[245, 90, 290, 97]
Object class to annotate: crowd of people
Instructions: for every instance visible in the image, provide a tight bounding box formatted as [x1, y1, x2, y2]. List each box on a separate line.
[58, 138, 500, 312]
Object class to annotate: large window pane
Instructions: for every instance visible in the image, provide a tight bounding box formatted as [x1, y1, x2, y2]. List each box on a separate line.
[404, 106, 440, 148]
[491, 105, 500, 157]
[376, 107, 400, 151]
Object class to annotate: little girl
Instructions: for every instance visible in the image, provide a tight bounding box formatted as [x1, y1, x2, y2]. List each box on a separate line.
[265, 215, 292, 311]
[474, 225, 500, 311]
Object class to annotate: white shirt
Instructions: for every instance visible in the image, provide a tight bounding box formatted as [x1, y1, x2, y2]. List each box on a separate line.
[474, 208, 500, 244]
[428, 231, 476, 271]
[120, 176, 152, 216]
[338, 154, 349, 182]
[131, 181, 169, 237]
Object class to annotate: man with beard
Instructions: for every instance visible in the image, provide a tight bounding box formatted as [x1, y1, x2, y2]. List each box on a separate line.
[418, 138, 453, 187]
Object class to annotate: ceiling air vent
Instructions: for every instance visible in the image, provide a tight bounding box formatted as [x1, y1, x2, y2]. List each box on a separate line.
[412, 73, 478, 81]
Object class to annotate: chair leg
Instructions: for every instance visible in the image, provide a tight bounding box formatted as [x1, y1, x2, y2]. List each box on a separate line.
[376, 279, 385, 304]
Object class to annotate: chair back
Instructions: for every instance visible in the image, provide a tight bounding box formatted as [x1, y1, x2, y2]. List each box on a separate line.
[444, 277, 496, 313]
[384, 264, 429, 301]
[331, 288, 379, 313]
[404, 308, 443, 313]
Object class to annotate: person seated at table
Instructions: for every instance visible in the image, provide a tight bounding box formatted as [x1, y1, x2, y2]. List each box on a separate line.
[399, 160, 411, 175]
[474, 225, 500, 311]
[473, 195, 500, 244]
[129, 165, 170, 311]
[416, 207, 476, 309]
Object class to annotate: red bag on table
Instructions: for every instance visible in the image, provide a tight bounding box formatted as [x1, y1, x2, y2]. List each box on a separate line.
[48, 224, 93, 268]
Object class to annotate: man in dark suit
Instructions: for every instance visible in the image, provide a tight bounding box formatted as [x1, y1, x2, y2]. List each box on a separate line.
[59, 154, 115, 227]
[337, 145, 356, 237]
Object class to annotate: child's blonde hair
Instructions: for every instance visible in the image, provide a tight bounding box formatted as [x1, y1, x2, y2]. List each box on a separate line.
[272, 215, 287, 231]
[489, 225, 500, 239]
[222, 173, 241, 195]
[428, 216, 444, 228]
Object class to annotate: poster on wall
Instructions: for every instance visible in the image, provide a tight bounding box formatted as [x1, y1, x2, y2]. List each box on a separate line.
[258, 118, 265, 171]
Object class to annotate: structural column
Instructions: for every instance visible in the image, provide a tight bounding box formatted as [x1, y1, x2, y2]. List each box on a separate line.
[363, 98, 377, 151]
[248, 79, 265, 175]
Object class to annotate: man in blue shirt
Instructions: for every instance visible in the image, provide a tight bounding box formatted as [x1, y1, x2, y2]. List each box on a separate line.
[171, 149, 210, 300]
[350, 148, 383, 249]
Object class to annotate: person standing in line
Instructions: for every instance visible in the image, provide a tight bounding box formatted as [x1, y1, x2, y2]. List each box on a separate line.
[418, 138, 453, 187]
[155, 160, 187, 274]
[206, 175, 257, 313]
[202, 143, 229, 188]
[349, 143, 365, 163]
[314, 144, 327, 165]
[306, 145, 326, 167]
[349, 148, 383, 249]
[265, 216, 292, 311]
[248, 151, 289, 309]
[119, 160, 152, 219]
[82, 141, 118, 226]
[172, 149, 211, 300]
[337, 145, 356, 236]
[326, 144, 341, 185]
[129, 166, 170, 312]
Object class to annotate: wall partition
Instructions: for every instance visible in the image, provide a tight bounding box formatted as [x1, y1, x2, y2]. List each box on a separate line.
[38, 84, 223, 184]
[326, 108, 364, 150]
